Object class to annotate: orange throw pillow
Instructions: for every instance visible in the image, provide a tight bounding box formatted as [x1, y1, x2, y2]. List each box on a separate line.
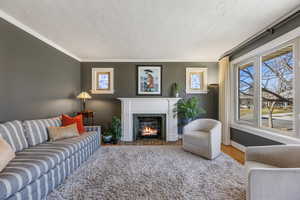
[62, 114, 85, 134]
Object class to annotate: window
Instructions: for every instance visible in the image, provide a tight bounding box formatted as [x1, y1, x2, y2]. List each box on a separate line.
[234, 44, 297, 137]
[261, 46, 293, 132]
[238, 63, 255, 123]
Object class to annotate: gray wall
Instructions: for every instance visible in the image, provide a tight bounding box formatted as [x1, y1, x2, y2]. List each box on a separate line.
[81, 62, 219, 128]
[230, 11, 300, 60]
[231, 128, 282, 146]
[0, 18, 81, 122]
[229, 11, 300, 146]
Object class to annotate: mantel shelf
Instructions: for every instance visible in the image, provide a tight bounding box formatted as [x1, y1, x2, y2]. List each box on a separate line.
[118, 97, 181, 101]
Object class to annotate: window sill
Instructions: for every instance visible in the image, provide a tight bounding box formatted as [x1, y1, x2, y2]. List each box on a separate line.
[230, 123, 300, 145]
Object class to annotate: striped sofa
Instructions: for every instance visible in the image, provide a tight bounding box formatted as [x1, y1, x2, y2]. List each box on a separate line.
[0, 117, 101, 200]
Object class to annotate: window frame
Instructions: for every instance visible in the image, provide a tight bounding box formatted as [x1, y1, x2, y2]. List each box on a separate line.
[258, 43, 296, 137]
[234, 59, 257, 126]
[231, 38, 300, 142]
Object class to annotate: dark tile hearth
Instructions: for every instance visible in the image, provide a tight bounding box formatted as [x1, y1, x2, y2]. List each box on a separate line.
[103, 138, 182, 146]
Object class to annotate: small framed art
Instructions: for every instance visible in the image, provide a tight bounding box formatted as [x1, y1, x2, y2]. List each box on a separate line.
[91, 68, 114, 94]
[186, 67, 208, 94]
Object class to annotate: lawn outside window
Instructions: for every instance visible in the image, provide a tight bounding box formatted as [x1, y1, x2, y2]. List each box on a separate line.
[231, 38, 300, 140]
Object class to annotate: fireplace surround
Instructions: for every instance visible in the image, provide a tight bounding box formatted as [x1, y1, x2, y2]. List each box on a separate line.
[118, 98, 181, 142]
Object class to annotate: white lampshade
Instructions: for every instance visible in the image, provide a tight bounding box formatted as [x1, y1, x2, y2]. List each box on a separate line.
[77, 92, 92, 99]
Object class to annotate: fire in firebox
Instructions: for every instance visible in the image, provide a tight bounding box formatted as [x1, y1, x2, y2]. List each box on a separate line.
[141, 126, 158, 136]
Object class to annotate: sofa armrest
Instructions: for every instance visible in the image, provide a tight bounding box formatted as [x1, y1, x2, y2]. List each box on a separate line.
[84, 126, 101, 135]
[245, 145, 300, 168]
[248, 168, 300, 200]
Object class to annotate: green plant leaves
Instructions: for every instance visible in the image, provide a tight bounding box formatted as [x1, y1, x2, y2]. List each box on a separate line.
[111, 116, 122, 140]
[173, 97, 206, 120]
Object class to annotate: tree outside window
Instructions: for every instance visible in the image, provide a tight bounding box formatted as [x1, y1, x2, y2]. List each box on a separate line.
[237, 46, 294, 134]
[261, 46, 293, 132]
[238, 63, 255, 123]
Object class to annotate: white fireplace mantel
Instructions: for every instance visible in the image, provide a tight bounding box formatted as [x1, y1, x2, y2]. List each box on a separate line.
[118, 98, 181, 142]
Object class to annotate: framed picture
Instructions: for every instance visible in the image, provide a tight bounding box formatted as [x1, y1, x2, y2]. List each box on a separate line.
[137, 65, 162, 95]
[91, 68, 114, 94]
[186, 67, 208, 94]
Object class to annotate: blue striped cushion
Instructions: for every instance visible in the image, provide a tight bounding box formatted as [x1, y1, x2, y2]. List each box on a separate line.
[0, 131, 99, 200]
[23, 117, 61, 146]
[4, 150, 86, 200]
[0, 121, 28, 152]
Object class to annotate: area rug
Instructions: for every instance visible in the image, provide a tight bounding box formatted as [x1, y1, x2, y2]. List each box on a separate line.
[47, 146, 246, 200]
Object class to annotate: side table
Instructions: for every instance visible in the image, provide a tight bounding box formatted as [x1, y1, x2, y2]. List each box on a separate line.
[77, 110, 95, 126]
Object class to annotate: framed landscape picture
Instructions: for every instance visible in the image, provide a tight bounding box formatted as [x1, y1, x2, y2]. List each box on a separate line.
[186, 67, 208, 94]
[91, 68, 114, 94]
[137, 65, 162, 95]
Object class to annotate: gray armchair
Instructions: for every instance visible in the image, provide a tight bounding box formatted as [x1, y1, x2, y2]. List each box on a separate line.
[245, 145, 300, 200]
[182, 119, 222, 160]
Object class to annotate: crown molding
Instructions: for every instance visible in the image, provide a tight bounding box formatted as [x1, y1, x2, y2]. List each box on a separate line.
[0, 9, 81, 61]
[80, 58, 218, 63]
[221, 5, 300, 59]
[0, 10, 219, 63]
[231, 26, 300, 64]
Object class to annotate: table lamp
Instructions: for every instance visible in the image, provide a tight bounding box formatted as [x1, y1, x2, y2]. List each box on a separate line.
[77, 91, 92, 111]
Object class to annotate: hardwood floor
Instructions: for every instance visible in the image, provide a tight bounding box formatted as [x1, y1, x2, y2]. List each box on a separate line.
[102, 139, 245, 165]
[221, 144, 245, 164]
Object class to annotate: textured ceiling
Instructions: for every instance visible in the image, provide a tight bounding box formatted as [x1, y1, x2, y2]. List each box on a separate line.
[0, 0, 299, 61]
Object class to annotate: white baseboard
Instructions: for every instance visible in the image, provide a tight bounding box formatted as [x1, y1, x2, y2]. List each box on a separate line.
[230, 140, 246, 152]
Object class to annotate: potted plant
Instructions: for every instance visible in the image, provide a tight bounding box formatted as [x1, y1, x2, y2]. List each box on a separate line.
[173, 96, 206, 126]
[111, 116, 122, 144]
[102, 129, 113, 144]
[171, 83, 181, 97]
